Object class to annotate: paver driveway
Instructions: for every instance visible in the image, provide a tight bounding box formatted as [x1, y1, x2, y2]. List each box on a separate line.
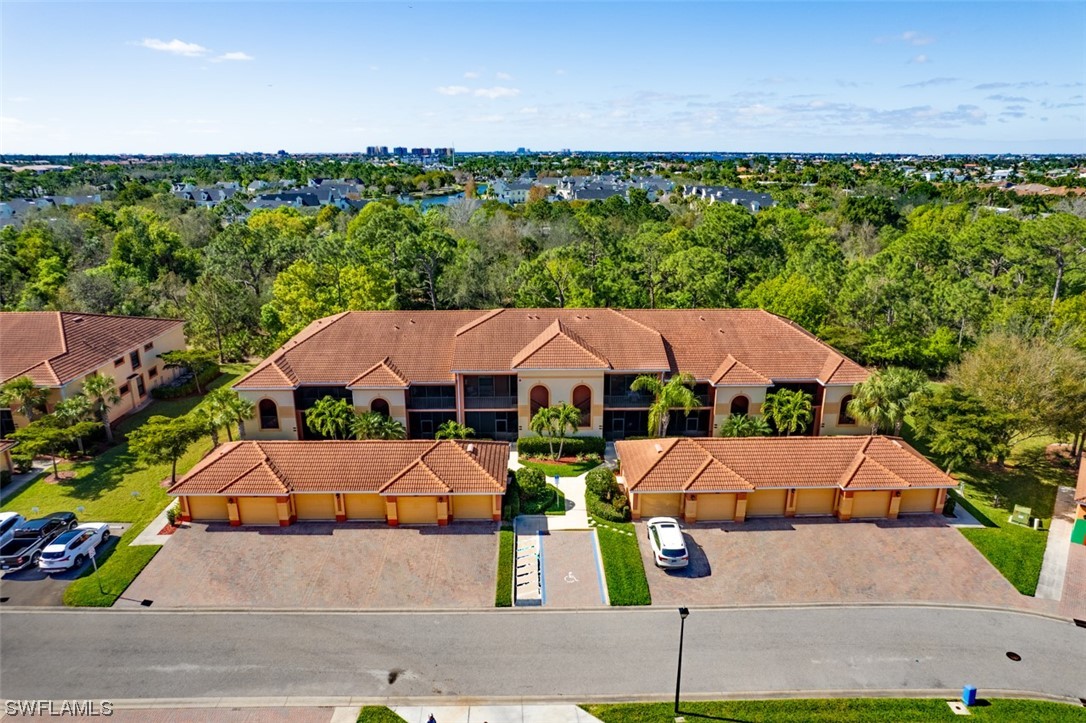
[120, 521, 499, 609]
[637, 515, 1030, 609]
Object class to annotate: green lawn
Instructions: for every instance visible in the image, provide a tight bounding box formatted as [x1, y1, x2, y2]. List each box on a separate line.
[583, 698, 1086, 722]
[591, 516, 651, 606]
[900, 424, 1071, 597]
[495, 525, 513, 607]
[519, 458, 602, 478]
[1, 364, 251, 606]
[356, 707, 405, 723]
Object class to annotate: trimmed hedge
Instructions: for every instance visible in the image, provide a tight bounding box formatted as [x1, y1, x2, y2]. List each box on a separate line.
[517, 435, 605, 458]
[151, 364, 221, 400]
[516, 466, 547, 498]
[585, 467, 630, 521]
[495, 525, 514, 607]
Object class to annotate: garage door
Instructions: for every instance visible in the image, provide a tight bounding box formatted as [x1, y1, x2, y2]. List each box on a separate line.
[795, 488, 837, 516]
[852, 490, 892, 518]
[187, 496, 228, 521]
[453, 495, 493, 520]
[295, 494, 336, 520]
[345, 493, 386, 520]
[697, 493, 736, 521]
[397, 496, 438, 524]
[900, 488, 939, 514]
[746, 489, 787, 517]
[638, 493, 682, 518]
[237, 497, 280, 526]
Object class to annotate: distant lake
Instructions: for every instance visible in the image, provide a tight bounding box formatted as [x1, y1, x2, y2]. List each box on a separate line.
[399, 184, 487, 209]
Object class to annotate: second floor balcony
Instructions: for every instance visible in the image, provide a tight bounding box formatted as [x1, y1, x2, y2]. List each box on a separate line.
[464, 395, 518, 409]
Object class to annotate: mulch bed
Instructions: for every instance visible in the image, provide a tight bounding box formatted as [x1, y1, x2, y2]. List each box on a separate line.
[523, 456, 581, 465]
[42, 471, 78, 484]
[157, 523, 180, 535]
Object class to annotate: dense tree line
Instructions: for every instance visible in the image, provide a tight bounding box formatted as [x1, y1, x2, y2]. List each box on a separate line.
[2, 169, 1083, 377]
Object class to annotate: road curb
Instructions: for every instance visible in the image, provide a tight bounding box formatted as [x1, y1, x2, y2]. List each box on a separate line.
[101, 689, 1086, 709]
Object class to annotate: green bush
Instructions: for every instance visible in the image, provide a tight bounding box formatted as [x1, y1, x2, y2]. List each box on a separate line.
[586, 467, 618, 501]
[586, 488, 630, 522]
[151, 364, 221, 400]
[495, 525, 514, 607]
[516, 466, 547, 500]
[502, 472, 521, 520]
[517, 435, 605, 459]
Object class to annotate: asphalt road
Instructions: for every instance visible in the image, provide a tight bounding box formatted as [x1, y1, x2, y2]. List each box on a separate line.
[1, 606, 1083, 702]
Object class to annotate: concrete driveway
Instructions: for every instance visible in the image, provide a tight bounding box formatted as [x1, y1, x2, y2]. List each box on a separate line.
[0, 523, 130, 607]
[119, 521, 500, 609]
[637, 515, 1030, 609]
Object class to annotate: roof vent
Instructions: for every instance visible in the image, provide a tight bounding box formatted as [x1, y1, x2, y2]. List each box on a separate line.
[654, 443, 663, 454]
[72, 317, 84, 323]
[466, 443, 476, 454]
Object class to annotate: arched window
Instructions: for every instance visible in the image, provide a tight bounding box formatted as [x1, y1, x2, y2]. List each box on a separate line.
[530, 386, 549, 417]
[838, 395, 855, 425]
[730, 395, 749, 416]
[371, 398, 390, 417]
[259, 399, 279, 430]
[572, 385, 592, 427]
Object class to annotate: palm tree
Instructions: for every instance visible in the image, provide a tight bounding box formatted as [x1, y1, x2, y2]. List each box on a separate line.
[80, 374, 121, 444]
[550, 402, 583, 459]
[351, 411, 407, 440]
[631, 372, 699, 437]
[202, 388, 254, 442]
[762, 389, 814, 436]
[435, 420, 475, 440]
[847, 367, 928, 435]
[719, 413, 772, 438]
[305, 396, 355, 440]
[53, 395, 94, 454]
[529, 407, 559, 457]
[0, 376, 48, 424]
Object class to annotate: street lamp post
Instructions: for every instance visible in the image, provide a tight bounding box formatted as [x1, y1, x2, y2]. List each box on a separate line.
[675, 607, 689, 715]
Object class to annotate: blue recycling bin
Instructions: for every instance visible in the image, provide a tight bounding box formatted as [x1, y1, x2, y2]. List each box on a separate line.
[962, 685, 977, 707]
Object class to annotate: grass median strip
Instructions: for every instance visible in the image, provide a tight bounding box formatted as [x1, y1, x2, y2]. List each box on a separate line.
[590, 516, 650, 606]
[495, 524, 514, 607]
[583, 698, 1086, 722]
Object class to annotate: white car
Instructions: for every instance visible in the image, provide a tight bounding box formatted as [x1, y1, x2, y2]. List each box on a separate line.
[646, 517, 689, 568]
[0, 512, 26, 549]
[38, 523, 111, 572]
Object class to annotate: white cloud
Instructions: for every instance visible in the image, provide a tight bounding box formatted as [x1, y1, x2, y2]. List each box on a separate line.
[909, 54, 929, 64]
[496, 71, 513, 80]
[212, 51, 253, 62]
[140, 38, 209, 57]
[902, 30, 934, 46]
[464, 71, 480, 79]
[436, 85, 471, 96]
[474, 86, 520, 99]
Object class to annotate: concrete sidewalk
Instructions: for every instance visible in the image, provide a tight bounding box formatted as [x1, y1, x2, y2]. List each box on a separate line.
[393, 704, 603, 723]
[1035, 485, 1077, 601]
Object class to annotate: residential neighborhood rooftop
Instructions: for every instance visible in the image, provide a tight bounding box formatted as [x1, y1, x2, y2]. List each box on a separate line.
[235, 308, 868, 389]
[616, 436, 955, 493]
[0, 311, 184, 386]
[167, 439, 510, 497]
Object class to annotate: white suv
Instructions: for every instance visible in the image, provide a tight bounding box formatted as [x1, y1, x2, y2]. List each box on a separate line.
[0, 512, 26, 549]
[646, 517, 689, 569]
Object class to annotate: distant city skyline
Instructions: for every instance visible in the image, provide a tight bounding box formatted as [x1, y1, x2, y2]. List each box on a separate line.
[2, 1, 1084, 155]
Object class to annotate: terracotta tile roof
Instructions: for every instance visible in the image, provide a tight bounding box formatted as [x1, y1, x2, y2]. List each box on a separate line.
[0, 312, 183, 386]
[1076, 454, 1086, 505]
[616, 436, 953, 494]
[168, 440, 509, 497]
[234, 308, 867, 390]
[510, 319, 612, 369]
[348, 357, 409, 388]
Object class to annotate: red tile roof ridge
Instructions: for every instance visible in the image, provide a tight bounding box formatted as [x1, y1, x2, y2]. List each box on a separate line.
[510, 318, 612, 369]
[844, 452, 913, 491]
[440, 439, 506, 487]
[763, 310, 867, 382]
[347, 356, 410, 388]
[454, 308, 506, 336]
[710, 354, 771, 385]
[609, 308, 670, 337]
[166, 441, 247, 494]
[381, 456, 451, 494]
[235, 311, 352, 388]
[819, 353, 845, 382]
[684, 454, 754, 492]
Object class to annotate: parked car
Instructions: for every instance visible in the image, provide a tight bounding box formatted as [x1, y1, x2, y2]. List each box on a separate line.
[646, 517, 689, 569]
[0, 512, 78, 572]
[0, 512, 27, 548]
[39, 523, 111, 572]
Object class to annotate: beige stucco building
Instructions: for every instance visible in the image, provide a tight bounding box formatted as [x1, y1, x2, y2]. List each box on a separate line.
[234, 308, 870, 443]
[0, 312, 187, 435]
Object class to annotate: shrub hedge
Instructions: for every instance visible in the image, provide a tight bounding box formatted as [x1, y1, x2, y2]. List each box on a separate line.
[516, 466, 547, 500]
[586, 489, 630, 522]
[150, 364, 221, 400]
[495, 525, 514, 607]
[516, 435, 605, 459]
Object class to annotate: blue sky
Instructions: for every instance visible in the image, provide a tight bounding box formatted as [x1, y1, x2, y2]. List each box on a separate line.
[2, 1, 1084, 154]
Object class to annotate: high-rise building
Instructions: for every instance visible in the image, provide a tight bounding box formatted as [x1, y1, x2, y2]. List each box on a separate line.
[393, 147, 407, 156]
